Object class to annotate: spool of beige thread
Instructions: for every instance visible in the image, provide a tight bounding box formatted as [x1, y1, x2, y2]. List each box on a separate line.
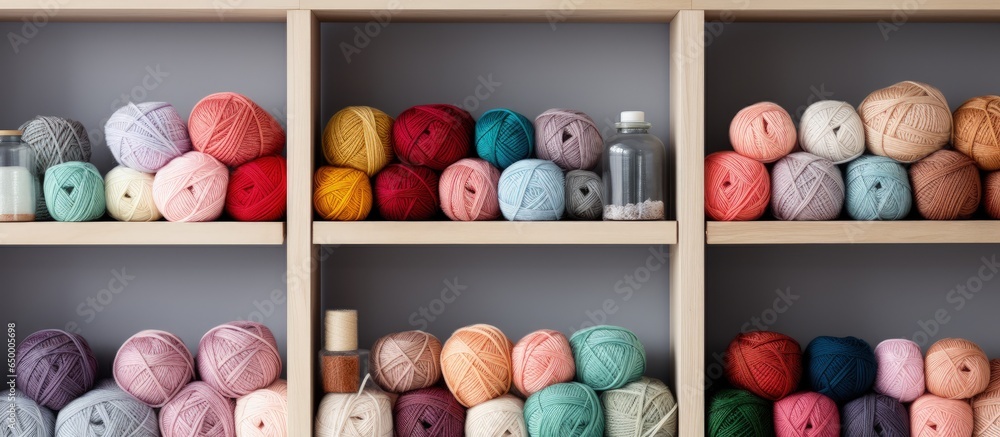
[321, 310, 361, 393]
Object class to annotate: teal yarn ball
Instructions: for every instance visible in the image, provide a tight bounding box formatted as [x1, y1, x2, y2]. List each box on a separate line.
[569, 325, 646, 391]
[708, 389, 774, 437]
[805, 336, 876, 403]
[524, 382, 604, 437]
[44, 162, 106, 222]
[845, 155, 912, 220]
[498, 159, 565, 221]
[476, 108, 535, 169]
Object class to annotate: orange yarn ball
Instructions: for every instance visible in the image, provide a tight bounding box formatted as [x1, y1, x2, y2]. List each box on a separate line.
[511, 329, 575, 397]
[972, 359, 1000, 436]
[705, 151, 770, 221]
[188, 92, 286, 167]
[441, 324, 513, 408]
[725, 331, 802, 401]
[313, 166, 372, 221]
[323, 106, 394, 176]
[984, 172, 1000, 219]
[909, 150, 981, 220]
[859, 81, 951, 163]
[729, 102, 796, 163]
[925, 338, 990, 399]
[911, 393, 974, 437]
[953, 96, 1000, 170]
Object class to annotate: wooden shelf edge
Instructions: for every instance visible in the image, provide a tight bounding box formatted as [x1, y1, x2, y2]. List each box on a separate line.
[313, 221, 678, 245]
[0, 222, 285, 245]
[707, 221, 1000, 245]
[306, 0, 684, 22]
[0, 0, 295, 22]
[695, 0, 1000, 21]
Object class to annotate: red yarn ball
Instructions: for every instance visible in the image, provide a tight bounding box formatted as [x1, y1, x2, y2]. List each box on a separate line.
[726, 331, 803, 401]
[226, 155, 287, 221]
[189, 92, 286, 167]
[392, 104, 474, 171]
[374, 163, 440, 220]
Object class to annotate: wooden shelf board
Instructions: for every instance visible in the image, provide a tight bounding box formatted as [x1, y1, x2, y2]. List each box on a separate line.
[695, 0, 1000, 21]
[0, 0, 294, 22]
[0, 222, 284, 245]
[314, 221, 677, 245]
[307, 0, 685, 22]
[707, 221, 1000, 244]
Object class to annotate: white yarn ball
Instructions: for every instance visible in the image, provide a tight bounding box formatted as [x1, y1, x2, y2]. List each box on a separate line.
[315, 390, 392, 437]
[799, 100, 865, 164]
[466, 394, 526, 437]
[601, 377, 678, 437]
[105, 102, 192, 173]
[55, 380, 159, 437]
[3, 390, 54, 437]
[235, 379, 287, 437]
[105, 166, 162, 222]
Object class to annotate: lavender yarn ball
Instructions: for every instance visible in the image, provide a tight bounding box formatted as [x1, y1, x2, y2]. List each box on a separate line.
[771, 152, 845, 220]
[565, 170, 603, 220]
[3, 390, 55, 437]
[535, 109, 603, 171]
[106, 102, 192, 173]
[16, 329, 98, 411]
[55, 380, 159, 437]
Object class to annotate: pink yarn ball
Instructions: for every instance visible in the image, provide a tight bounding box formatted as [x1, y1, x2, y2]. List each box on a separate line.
[197, 321, 282, 399]
[730, 102, 797, 163]
[153, 151, 229, 222]
[511, 329, 575, 396]
[773, 392, 840, 437]
[15, 329, 98, 410]
[874, 339, 925, 403]
[160, 381, 236, 437]
[439, 158, 501, 221]
[114, 330, 195, 407]
[911, 393, 974, 437]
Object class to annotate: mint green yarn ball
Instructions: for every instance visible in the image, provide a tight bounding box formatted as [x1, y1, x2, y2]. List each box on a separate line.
[44, 162, 106, 222]
[524, 382, 604, 437]
[570, 325, 646, 391]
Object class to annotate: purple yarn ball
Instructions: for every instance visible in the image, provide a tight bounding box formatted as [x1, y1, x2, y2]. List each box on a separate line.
[394, 387, 465, 437]
[16, 329, 98, 410]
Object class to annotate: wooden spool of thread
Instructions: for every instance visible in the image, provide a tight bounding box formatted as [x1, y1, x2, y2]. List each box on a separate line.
[322, 310, 361, 394]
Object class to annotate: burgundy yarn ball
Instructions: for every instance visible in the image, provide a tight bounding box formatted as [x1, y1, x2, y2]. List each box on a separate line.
[16, 329, 98, 410]
[393, 387, 465, 437]
[393, 104, 474, 171]
[225, 155, 287, 221]
[374, 163, 440, 220]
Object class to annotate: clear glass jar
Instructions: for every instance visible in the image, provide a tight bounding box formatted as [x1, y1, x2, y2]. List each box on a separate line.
[602, 111, 665, 220]
[0, 130, 37, 222]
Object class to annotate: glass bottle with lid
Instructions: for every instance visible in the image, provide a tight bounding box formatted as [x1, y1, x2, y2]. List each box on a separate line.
[602, 111, 665, 220]
[0, 130, 37, 222]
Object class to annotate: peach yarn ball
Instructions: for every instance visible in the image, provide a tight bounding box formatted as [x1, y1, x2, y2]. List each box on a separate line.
[323, 106, 395, 176]
[972, 359, 1000, 436]
[234, 379, 287, 437]
[197, 321, 282, 399]
[370, 331, 443, 394]
[188, 92, 285, 167]
[441, 324, 513, 408]
[985, 172, 1000, 219]
[909, 150, 981, 220]
[859, 81, 951, 163]
[113, 330, 195, 408]
[313, 166, 372, 221]
[511, 329, 575, 396]
[953, 96, 1000, 170]
[160, 381, 236, 437]
[705, 151, 770, 221]
[729, 102, 797, 163]
[910, 393, 973, 437]
[152, 151, 229, 222]
[873, 339, 925, 403]
[925, 338, 990, 400]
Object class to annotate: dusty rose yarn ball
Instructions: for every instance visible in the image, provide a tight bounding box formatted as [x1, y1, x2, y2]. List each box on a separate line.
[16, 329, 98, 410]
[188, 92, 286, 167]
[439, 158, 501, 221]
[909, 150, 981, 220]
[534, 109, 603, 171]
[370, 331, 443, 394]
[859, 81, 951, 163]
[725, 331, 802, 401]
[393, 104, 473, 171]
[511, 329, 575, 397]
[160, 381, 236, 437]
[114, 329, 195, 407]
[730, 102, 797, 163]
[197, 321, 282, 399]
[394, 387, 465, 437]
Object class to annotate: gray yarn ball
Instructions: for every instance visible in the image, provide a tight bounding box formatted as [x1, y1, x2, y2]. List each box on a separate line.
[19, 115, 92, 176]
[2, 389, 55, 437]
[55, 380, 159, 437]
[565, 170, 604, 220]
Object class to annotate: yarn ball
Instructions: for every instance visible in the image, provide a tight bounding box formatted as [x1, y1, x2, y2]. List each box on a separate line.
[393, 104, 474, 171]
[707, 389, 774, 437]
[498, 159, 565, 221]
[842, 393, 910, 437]
[19, 115, 91, 176]
[512, 329, 575, 396]
[773, 392, 839, 437]
[114, 329, 195, 408]
[16, 329, 98, 410]
[226, 155, 287, 221]
[804, 336, 876, 403]
[705, 151, 770, 221]
[369, 330, 443, 394]
[152, 151, 229, 222]
[105, 101, 192, 172]
[373, 163, 440, 220]
[44, 162, 106, 222]
[475, 108, 535, 169]
[160, 381, 235, 437]
[105, 166, 162, 222]
[441, 324, 513, 408]
[3, 390, 55, 437]
[439, 158, 501, 221]
[569, 325, 646, 392]
[845, 155, 912, 221]
[465, 394, 526, 437]
[313, 166, 372, 221]
[859, 81, 951, 163]
[534, 109, 603, 171]
[393, 387, 465, 437]
[971, 359, 1000, 436]
[910, 393, 974, 437]
[564, 170, 604, 220]
[601, 377, 677, 437]
[316, 389, 392, 437]
[954, 96, 1000, 170]
[985, 171, 1000, 219]
[909, 149, 981, 220]
[925, 338, 990, 399]
[873, 339, 925, 403]
[323, 106, 394, 176]
[771, 152, 845, 221]
[197, 321, 282, 399]
[799, 100, 865, 164]
[724, 331, 802, 401]
[189, 92, 285, 167]
[55, 380, 159, 437]
[729, 102, 796, 163]
[235, 379, 287, 437]
[524, 382, 604, 437]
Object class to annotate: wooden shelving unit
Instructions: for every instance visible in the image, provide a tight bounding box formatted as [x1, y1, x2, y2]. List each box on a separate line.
[0, 222, 284, 245]
[313, 221, 678, 245]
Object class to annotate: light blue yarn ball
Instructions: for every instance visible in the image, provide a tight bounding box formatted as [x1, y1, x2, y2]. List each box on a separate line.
[55, 380, 159, 437]
[476, 108, 535, 169]
[498, 159, 565, 221]
[845, 155, 912, 220]
[44, 161, 106, 222]
[3, 389, 54, 437]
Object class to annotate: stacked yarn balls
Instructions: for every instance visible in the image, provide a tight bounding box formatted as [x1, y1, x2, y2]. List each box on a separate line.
[315, 104, 610, 222]
[712, 330, 999, 437]
[707, 81, 1000, 222]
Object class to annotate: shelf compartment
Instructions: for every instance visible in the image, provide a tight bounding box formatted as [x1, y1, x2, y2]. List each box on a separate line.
[307, 0, 685, 22]
[0, 0, 293, 22]
[314, 221, 677, 245]
[695, 0, 1000, 21]
[707, 221, 1000, 245]
[0, 222, 284, 245]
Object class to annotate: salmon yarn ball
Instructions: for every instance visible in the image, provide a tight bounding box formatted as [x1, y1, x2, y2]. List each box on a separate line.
[705, 151, 770, 221]
[925, 338, 990, 399]
[910, 393, 973, 437]
[160, 381, 236, 437]
[441, 324, 513, 408]
[313, 166, 372, 221]
[393, 104, 473, 171]
[953, 96, 1000, 170]
[370, 331, 443, 394]
[152, 151, 229, 222]
[439, 158, 501, 221]
[512, 329, 575, 397]
[197, 321, 282, 399]
[373, 163, 440, 220]
[725, 331, 802, 401]
[189, 92, 285, 167]
[909, 150, 981, 220]
[773, 392, 839, 437]
[985, 171, 1000, 219]
[323, 106, 394, 176]
[972, 359, 1000, 436]
[729, 102, 797, 163]
[113, 330, 194, 408]
[859, 81, 951, 163]
[226, 155, 287, 221]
